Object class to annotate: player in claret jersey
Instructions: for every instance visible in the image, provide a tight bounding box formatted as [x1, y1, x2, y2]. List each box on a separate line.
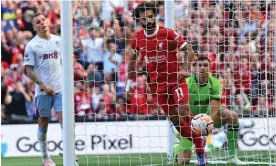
[126, 2, 206, 165]
[24, 13, 78, 166]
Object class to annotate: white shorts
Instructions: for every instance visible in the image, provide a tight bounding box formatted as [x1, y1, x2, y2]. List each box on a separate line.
[35, 93, 62, 118]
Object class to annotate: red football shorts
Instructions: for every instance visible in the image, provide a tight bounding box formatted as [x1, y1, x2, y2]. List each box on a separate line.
[157, 80, 189, 115]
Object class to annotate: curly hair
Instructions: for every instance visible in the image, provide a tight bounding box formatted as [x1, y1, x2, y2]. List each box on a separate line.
[132, 2, 158, 22]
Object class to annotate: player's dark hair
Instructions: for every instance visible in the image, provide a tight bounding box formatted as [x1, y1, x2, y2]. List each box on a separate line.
[32, 13, 43, 24]
[133, 2, 158, 21]
[197, 56, 211, 63]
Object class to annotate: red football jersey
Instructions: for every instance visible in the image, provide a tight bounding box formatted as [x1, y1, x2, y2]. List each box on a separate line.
[130, 25, 187, 93]
[74, 92, 91, 115]
[130, 87, 148, 115]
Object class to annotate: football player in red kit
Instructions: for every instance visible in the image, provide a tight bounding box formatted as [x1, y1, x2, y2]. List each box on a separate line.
[126, 2, 206, 165]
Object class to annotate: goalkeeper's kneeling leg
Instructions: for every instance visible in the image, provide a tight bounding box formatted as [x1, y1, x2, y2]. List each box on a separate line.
[174, 136, 193, 164]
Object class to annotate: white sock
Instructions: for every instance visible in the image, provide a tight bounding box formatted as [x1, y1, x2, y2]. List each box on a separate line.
[37, 126, 49, 160]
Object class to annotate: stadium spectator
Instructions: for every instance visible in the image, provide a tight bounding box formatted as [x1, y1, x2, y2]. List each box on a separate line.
[91, 86, 102, 111]
[116, 50, 128, 96]
[21, 1, 37, 35]
[1, 0, 275, 124]
[103, 39, 123, 82]
[115, 96, 127, 117]
[1, 75, 8, 120]
[4, 81, 31, 121]
[74, 58, 87, 81]
[1, 30, 12, 65]
[156, 4, 165, 22]
[81, 26, 104, 71]
[74, 82, 92, 117]
[232, 93, 252, 116]
[46, 1, 61, 34]
[73, 3, 93, 38]
[129, 74, 149, 115]
[94, 98, 113, 119]
[256, 95, 272, 116]
[101, 83, 116, 112]
[87, 63, 104, 88]
[1, 1, 18, 32]
[100, 0, 114, 21]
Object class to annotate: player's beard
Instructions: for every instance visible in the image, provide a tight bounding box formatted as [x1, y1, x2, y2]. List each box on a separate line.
[199, 71, 208, 75]
[141, 21, 156, 31]
[197, 72, 209, 80]
[198, 72, 209, 82]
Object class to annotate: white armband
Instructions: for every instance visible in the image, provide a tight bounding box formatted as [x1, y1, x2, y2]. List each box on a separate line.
[125, 79, 133, 92]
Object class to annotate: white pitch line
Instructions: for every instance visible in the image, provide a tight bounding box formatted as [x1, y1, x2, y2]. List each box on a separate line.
[190, 160, 274, 165]
[140, 160, 274, 166]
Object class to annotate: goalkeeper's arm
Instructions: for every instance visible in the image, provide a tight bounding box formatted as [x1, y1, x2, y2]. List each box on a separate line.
[210, 81, 223, 119]
[211, 99, 221, 119]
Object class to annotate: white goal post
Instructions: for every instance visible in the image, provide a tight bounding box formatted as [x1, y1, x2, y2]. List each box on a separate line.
[61, 1, 75, 166]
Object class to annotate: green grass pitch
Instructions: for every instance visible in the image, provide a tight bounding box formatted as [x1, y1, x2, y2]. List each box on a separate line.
[2, 152, 275, 166]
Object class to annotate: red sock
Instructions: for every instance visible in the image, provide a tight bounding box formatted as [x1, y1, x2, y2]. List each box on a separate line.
[183, 114, 194, 124]
[192, 133, 204, 153]
[179, 118, 204, 153]
[178, 119, 192, 137]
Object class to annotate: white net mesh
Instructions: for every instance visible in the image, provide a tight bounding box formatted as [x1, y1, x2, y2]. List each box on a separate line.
[72, 0, 276, 165]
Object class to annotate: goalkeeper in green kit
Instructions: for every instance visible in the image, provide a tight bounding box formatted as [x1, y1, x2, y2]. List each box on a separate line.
[172, 56, 246, 165]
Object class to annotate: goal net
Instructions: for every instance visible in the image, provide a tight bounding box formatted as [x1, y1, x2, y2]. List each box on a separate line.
[71, 0, 276, 165]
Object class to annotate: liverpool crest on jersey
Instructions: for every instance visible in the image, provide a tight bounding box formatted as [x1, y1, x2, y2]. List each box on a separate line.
[158, 41, 163, 51]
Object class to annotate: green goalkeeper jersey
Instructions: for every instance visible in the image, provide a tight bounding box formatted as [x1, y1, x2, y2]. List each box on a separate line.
[186, 74, 222, 115]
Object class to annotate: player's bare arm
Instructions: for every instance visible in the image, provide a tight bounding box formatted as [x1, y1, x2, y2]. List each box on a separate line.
[125, 53, 138, 98]
[181, 44, 196, 66]
[25, 65, 55, 96]
[178, 44, 196, 82]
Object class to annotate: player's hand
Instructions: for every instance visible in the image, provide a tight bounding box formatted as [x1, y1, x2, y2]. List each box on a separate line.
[125, 88, 133, 101]
[178, 70, 189, 82]
[40, 84, 55, 96]
[125, 79, 133, 101]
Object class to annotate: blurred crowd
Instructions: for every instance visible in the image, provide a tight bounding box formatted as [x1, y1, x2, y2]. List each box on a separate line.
[1, 0, 276, 123]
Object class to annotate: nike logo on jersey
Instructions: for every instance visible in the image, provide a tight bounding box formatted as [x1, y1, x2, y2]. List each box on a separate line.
[140, 47, 145, 50]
